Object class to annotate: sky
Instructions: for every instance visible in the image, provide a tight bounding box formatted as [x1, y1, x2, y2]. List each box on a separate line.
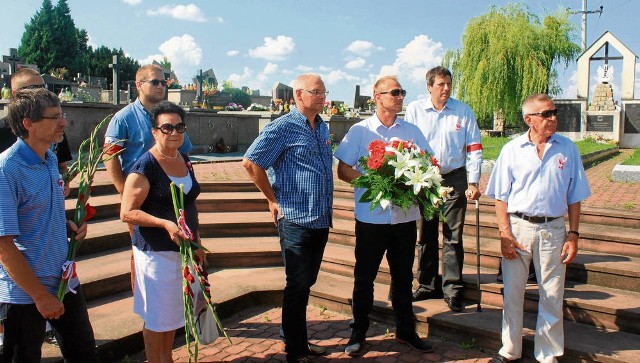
[1, 0, 638, 107]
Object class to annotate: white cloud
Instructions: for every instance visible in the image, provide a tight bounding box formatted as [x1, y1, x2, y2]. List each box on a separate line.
[248, 36, 295, 61]
[228, 67, 253, 86]
[226, 50, 239, 57]
[321, 70, 358, 85]
[346, 40, 383, 57]
[122, 0, 142, 5]
[139, 34, 202, 83]
[377, 35, 444, 84]
[296, 65, 313, 72]
[257, 63, 279, 82]
[215, 16, 224, 23]
[147, 4, 207, 23]
[318, 66, 332, 72]
[558, 70, 578, 99]
[345, 58, 366, 70]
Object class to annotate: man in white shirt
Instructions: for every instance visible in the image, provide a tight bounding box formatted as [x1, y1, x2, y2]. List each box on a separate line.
[405, 66, 483, 311]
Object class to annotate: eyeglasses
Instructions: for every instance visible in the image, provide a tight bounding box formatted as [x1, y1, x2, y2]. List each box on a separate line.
[378, 89, 406, 97]
[154, 123, 187, 134]
[18, 84, 47, 91]
[41, 113, 67, 120]
[527, 109, 558, 118]
[303, 89, 329, 97]
[142, 79, 167, 87]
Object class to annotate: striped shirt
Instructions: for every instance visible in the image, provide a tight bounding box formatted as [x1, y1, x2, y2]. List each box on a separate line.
[405, 97, 483, 182]
[0, 139, 69, 303]
[244, 108, 333, 228]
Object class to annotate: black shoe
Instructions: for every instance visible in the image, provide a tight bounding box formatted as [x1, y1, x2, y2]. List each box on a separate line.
[344, 330, 366, 357]
[496, 273, 503, 283]
[307, 342, 327, 356]
[395, 332, 433, 352]
[489, 354, 516, 363]
[527, 272, 537, 283]
[288, 355, 311, 363]
[412, 287, 443, 301]
[44, 330, 58, 346]
[444, 296, 463, 312]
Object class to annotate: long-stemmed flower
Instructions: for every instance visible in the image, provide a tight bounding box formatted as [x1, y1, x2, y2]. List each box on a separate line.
[170, 182, 231, 363]
[57, 115, 124, 300]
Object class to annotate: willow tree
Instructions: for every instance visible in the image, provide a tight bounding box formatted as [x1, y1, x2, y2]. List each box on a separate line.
[443, 4, 580, 129]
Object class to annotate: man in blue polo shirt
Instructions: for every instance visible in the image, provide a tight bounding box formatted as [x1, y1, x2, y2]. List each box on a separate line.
[243, 74, 333, 363]
[0, 88, 96, 362]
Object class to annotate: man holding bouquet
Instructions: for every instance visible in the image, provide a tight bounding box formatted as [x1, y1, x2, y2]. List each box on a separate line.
[335, 75, 435, 356]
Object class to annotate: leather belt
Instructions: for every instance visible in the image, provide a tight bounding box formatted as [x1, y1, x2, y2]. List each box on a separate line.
[511, 212, 561, 224]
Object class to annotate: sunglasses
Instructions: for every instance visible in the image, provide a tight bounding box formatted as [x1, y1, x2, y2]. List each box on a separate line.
[527, 109, 558, 118]
[378, 89, 407, 97]
[142, 79, 167, 87]
[155, 123, 187, 134]
[19, 84, 47, 90]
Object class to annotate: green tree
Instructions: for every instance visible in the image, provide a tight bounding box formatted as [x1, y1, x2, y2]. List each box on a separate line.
[19, 0, 87, 78]
[221, 86, 252, 108]
[159, 56, 172, 72]
[86, 46, 140, 89]
[443, 4, 580, 128]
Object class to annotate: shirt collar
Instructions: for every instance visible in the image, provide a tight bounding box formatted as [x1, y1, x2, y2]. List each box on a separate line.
[15, 138, 51, 166]
[516, 131, 561, 147]
[424, 96, 452, 112]
[289, 107, 324, 126]
[133, 98, 151, 117]
[370, 113, 401, 131]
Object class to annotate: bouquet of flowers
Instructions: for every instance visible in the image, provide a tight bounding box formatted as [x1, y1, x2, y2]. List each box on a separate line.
[170, 183, 231, 362]
[352, 138, 453, 221]
[57, 115, 123, 300]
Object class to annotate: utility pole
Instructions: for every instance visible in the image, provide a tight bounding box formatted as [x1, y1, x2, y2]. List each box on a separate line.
[569, 0, 604, 51]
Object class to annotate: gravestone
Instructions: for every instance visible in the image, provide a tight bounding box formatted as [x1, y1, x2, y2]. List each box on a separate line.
[587, 114, 614, 132]
[623, 103, 640, 134]
[272, 82, 293, 103]
[555, 102, 582, 132]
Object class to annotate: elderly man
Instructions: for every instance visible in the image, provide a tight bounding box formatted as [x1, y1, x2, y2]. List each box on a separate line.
[243, 74, 333, 363]
[405, 66, 483, 311]
[485, 94, 591, 363]
[335, 76, 434, 357]
[1, 68, 73, 195]
[0, 88, 97, 362]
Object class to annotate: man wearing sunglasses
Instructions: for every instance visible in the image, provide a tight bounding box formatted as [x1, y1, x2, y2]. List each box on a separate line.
[0, 68, 73, 196]
[335, 76, 434, 357]
[485, 94, 591, 363]
[103, 64, 193, 291]
[405, 66, 483, 312]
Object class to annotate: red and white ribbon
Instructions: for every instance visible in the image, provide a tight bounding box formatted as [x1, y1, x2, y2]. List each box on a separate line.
[178, 209, 194, 240]
[61, 260, 80, 294]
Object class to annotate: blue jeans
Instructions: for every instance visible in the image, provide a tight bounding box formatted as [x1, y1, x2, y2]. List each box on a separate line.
[277, 218, 328, 361]
[0, 285, 97, 363]
[351, 220, 417, 337]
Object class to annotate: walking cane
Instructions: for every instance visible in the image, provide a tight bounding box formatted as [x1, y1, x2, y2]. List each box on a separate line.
[475, 199, 482, 312]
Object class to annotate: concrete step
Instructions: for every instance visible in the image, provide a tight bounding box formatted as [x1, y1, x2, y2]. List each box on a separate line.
[196, 192, 268, 213]
[320, 237, 640, 334]
[309, 271, 640, 363]
[42, 267, 286, 362]
[202, 236, 282, 268]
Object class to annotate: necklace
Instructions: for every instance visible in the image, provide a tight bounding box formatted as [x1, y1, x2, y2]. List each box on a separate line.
[155, 146, 178, 159]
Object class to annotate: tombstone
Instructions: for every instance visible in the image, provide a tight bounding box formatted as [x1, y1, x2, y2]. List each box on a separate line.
[2, 48, 24, 75]
[353, 85, 371, 111]
[109, 55, 120, 105]
[571, 31, 637, 145]
[272, 82, 293, 104]
[194, 69, 204, 103]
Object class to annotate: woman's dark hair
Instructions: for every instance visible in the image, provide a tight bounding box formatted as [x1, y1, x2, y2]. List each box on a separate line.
[7, 88, 60, 139]
[150, 101, 185, 127]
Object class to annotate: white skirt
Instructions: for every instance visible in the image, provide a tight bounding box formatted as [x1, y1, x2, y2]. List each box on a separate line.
[133, 246, 184, 332]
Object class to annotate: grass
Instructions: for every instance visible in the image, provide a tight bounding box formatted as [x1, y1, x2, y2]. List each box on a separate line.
[621, 148, 640, 166]
[481, 135, 617, 160]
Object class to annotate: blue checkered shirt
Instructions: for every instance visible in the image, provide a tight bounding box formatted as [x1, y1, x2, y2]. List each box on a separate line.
[244, 108, 333, 228]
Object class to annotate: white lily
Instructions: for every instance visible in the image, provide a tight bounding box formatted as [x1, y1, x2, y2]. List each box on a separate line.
[404, 166, 434, 195]
[389, 149, 420, 179]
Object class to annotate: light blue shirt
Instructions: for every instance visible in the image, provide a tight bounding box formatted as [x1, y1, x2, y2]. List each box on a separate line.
[244, 107, 333, 229]
[0, 139, 69, 303]
[405, 97, 483, 182]
[334, 114, 433, 224]
[104, 98, 193, 174]
[485, 132, 591, 217]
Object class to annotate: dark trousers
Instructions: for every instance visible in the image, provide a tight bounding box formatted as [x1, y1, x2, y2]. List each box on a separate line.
[277, 218, 329, 361]
[417, 167, 468, 298]
[1, 285, 97, 363]
[351, 220, 417, 337]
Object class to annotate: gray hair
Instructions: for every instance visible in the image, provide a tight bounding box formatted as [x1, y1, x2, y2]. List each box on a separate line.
[522, 93, 553, 118]
[292, 73, 322, 91]
[7, 88, 61, 139]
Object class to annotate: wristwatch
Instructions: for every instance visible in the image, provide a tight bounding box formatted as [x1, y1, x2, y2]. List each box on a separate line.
[568, 230, 580, 237]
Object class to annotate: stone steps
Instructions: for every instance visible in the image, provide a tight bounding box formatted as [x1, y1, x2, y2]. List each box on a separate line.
[309, 271, 640, 363]
[46, 180, 639, 362]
